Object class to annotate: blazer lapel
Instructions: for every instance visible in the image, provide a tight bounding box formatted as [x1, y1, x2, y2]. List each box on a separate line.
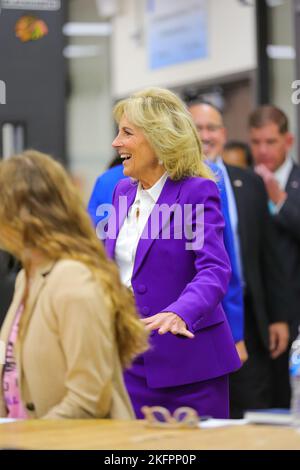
[132, 178, 183, 279]
[105, 182, 137, 259]
[285, 165, 300, 193]
[17, 264, 53, 340]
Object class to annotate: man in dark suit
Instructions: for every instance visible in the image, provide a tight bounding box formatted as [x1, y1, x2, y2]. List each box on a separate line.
[249, 105, 300, 407]
[188, 101, 289, 417]
[0, 250, 19, 328]
[225, 164, 290, 414]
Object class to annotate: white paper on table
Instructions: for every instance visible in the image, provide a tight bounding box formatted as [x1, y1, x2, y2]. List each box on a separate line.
[0, 418, 17, 424]
[199, 418, 249, 429]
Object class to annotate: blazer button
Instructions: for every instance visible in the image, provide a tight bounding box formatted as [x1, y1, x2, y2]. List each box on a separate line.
[137, 284, 147, 294]
[141, 306, 150, 315]
[26, 403, 35, 412]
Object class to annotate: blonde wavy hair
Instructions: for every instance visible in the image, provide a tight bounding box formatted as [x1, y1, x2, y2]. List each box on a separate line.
[113, 87, 214, 181]
[0, 150, 148, 368]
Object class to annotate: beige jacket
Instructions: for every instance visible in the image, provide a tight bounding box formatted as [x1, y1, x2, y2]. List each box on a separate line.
[0, 259, 134, 419]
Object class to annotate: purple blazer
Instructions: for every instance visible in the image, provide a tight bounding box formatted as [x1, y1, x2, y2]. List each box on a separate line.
[105, 176, 241, 388]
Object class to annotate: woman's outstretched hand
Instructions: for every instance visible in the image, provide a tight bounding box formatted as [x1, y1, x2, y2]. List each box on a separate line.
[141, 312, 195, 338]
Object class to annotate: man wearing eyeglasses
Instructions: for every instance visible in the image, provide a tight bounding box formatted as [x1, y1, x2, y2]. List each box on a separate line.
[188, 101, 289, 418]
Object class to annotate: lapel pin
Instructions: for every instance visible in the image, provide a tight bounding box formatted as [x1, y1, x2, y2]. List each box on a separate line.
[233, 179, 243, 187]
[290, 180, 299, 189]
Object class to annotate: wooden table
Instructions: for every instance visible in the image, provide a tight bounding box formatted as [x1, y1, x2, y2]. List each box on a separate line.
[0, 419, 300, 450]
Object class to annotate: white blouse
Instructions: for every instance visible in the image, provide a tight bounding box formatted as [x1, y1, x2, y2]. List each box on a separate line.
[115, 173, 168, 288]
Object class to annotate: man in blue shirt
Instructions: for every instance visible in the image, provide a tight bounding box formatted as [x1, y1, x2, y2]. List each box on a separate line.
[88, 164, 126, 227]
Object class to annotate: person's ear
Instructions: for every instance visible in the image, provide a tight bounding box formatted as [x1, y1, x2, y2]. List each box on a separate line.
[285, 132, 294, 151]
[221, 127, 227, 146]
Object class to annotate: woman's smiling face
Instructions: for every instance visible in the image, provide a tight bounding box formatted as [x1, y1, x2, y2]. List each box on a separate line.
[112, 114, 163, 188]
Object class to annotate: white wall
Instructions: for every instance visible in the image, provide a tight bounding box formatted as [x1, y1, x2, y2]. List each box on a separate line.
[111, 0, 257, 98]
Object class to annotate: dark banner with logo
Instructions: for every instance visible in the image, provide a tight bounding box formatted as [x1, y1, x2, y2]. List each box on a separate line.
[0, 1, 66, 161]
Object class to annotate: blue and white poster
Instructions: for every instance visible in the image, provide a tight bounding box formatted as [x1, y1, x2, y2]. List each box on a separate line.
[146, 0, 208, 70]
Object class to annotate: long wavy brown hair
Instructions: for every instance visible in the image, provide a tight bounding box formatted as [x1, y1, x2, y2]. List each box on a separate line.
[0, 150, 148, 367]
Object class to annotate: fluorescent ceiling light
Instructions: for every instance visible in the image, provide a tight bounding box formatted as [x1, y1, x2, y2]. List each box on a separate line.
[63, 22, 112, 37]
[266, 45, 295, 60]
[63, 45, 103, 58]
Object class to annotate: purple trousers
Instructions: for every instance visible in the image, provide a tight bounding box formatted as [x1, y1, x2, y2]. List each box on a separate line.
[124, 357, 229, 420]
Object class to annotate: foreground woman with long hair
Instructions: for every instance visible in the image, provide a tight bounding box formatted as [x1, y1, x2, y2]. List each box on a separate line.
[0, 150, 148, 419]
